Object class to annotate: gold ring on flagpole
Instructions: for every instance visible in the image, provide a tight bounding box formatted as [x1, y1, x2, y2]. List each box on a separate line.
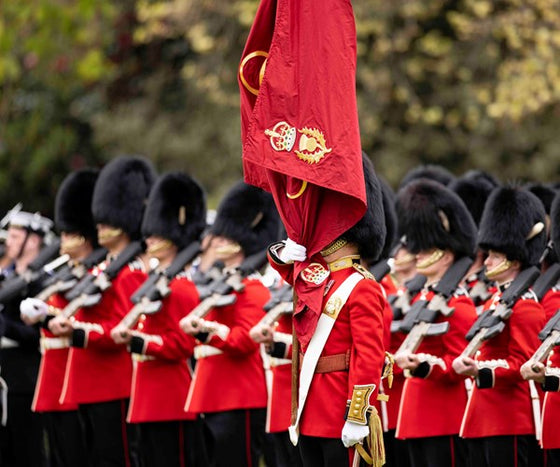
[239, 51, 269, 96]
[286, 180, 308, 199]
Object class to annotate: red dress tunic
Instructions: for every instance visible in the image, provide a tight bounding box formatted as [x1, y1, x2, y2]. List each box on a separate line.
[60, 262, 147, 405]
[270, 259, 386, 439]
[539, 287, 560, 449]
[266, 313, 293, 433]
[32, 294, 77, 412]
[127, 276, 198, 423]
[460, 289, 546, 438]
[185, 278, 269, 413]
[396, 288, 477, 439]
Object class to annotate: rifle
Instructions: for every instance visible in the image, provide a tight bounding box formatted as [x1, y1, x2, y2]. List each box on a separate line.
[468, 268, 493, 305]
[526, 310, 560, 371]
[254, 284, 294, 335]
[532, 263, 560, 302]
[395, 256, 473, 355]
[59, 241, 144, 319]
[0, 202, 22, 237]
[0, 239, 65, 303]
[182, 250, 268, 327]
[369, 259, 391, 283]
[192, 260, 225, 287]
[34, 248, 108, 302]
[389, 274, 427, 332]
[460, 266, 540, 359]
[115, 242, 201, 330]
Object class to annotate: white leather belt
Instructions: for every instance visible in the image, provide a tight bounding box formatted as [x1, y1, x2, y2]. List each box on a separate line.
[194, 345, 223, 359]
[132, 353, 155, 362]
[270, 357, 291, 367]
[0, 337, 19, 349]
[40, 337, 70, 352]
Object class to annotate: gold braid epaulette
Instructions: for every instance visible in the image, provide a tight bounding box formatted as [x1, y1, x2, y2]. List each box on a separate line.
[352, 263, 375, 281]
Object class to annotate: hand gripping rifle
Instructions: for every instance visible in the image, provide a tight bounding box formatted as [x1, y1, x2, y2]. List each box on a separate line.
[34, 248, 108, 302]
[0, 239, 66, 304]
[526, 310, 560, 371]
[460, 266, 540, 359]
[115, 241, 201, 330]
[184, 250, 268, 328]
[59, 241, 144, 319]
[254, 284, 294, 335]
[389, 274, 427, 332]
[395, 256, 473, 355]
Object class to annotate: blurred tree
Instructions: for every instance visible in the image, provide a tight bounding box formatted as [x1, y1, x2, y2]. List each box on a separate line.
[1, 0, 559, 217]
[0, 0, 117, 216]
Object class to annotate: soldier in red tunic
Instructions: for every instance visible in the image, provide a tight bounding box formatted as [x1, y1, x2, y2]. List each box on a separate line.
[393, 179, 478, 467]
[49, 156, 156, 466]
[520, 191, 560, 466]
[20, 169, 99, 466]
[181, 181, 280, 467]
[250, 284, 303, 467]
[110, 171, 207, 467]
[453, 186, 547, 467]
[267, 155, 387, 467]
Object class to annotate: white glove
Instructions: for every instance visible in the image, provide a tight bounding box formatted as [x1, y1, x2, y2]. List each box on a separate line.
[20, 298, 48, 323]
[341, 420, 369, 448]
[279, 238, 307, 263]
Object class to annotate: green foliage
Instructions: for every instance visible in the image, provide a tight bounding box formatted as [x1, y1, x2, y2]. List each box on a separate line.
[1, 0, 559, 218]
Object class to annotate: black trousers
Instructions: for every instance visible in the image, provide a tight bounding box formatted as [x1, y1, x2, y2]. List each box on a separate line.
[203, 408, 266, 467]
[269, 431, 303, 467]
[137, 420, 208, 467]
[464, 435, 533, 467]
[384, 429, 411, 467]
[0, 392, 47, 467]
[406, 435, 467, 467]
[79, 399, 140, 467]
[546, 449, 560, 467]
[43, 410, 87, 467]
[298, 435, 349, 467]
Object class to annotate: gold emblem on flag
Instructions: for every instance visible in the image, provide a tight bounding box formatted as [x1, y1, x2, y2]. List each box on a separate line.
[300, 263, 330, 285]
[265, 122, 332, 164]
[295, 128, 332, 164]
[265, 122, 297, 152]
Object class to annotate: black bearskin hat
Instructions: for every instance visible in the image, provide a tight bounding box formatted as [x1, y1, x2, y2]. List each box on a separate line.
[551, 192, 560, 260]
[396, 179, 476, 258]
[210, 181, 280, 256]
[525, 183, 557, 215]
[141, 172, 207, 249]
[343, 154, 386, 262]
[378, 177, 397, 260]
[55, 169, 99, 241]
[399, 164, 456, 190]
[478, 186, 547, 267]
[92, 155, 157, 239]
[448, 170, 499, 226]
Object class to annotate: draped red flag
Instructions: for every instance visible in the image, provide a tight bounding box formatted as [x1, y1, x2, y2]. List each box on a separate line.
[239, 0, 366, 345]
